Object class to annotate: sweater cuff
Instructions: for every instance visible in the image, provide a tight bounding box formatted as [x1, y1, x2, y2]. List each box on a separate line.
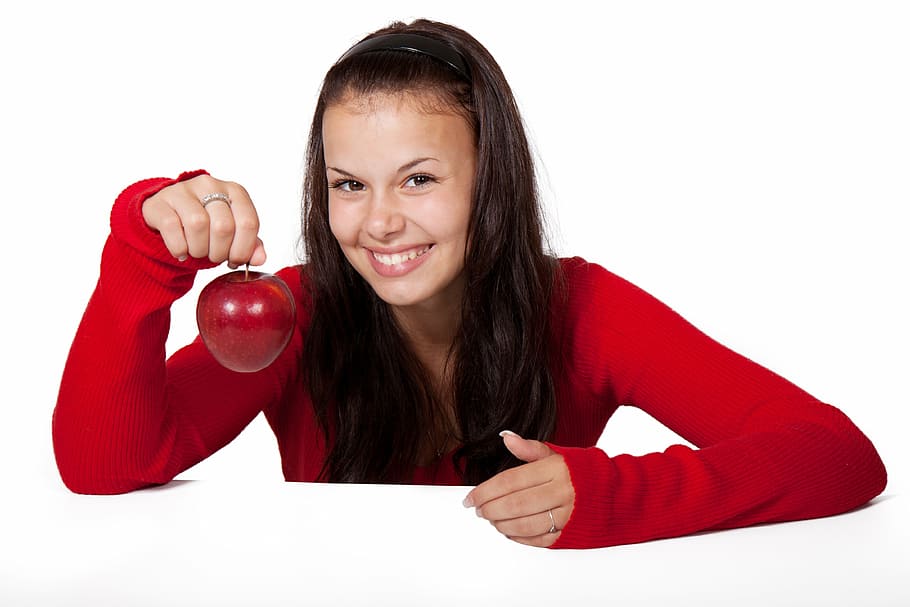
[109, 169, 215, 272]
[545, 443, 614, 549]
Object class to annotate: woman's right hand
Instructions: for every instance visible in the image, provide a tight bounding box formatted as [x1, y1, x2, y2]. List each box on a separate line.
[142, 174, 267, 268]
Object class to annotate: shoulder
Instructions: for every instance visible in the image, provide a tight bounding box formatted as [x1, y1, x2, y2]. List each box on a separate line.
[556, 256, 613, 284]
[554, 256, 653, 310]
[549, 256, 694, 399]
[548, 257, 651, 400]
[275, 264, 314, 325]
[275, 264, 307, 293]
[551, 256, 678, 346]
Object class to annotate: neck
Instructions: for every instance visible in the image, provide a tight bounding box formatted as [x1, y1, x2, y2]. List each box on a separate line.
[392, 298, 460, 379]
[392, 296, 461, 465]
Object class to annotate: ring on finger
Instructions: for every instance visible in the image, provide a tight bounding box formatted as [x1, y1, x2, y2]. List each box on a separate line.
[547, 509, 558, 534]
[201, 192, 232, 208]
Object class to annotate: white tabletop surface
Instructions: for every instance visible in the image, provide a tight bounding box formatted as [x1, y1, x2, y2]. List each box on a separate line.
[2, 480, 907, 606]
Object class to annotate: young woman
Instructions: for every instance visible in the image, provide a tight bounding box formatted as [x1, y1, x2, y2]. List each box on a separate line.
[52, 19, 887, 549]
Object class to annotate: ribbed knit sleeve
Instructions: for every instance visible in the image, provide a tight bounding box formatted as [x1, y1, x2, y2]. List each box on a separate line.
[547, 258, 887, 549]
[52, 173, 303, 494]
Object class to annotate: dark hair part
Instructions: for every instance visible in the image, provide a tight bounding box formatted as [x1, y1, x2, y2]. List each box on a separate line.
[302, 19, 559, 485]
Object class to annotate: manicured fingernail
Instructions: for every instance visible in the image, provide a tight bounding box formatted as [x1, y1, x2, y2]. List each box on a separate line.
[462, 495, 474, 508]
[499, 430, 519, 438]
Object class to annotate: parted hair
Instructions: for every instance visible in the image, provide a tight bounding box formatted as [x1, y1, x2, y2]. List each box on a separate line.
[301, 19, 559, 485]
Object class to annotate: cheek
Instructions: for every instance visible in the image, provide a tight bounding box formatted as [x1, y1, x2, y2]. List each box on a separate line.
[432, 203, 472, 244]
[328, 201, 357, 246]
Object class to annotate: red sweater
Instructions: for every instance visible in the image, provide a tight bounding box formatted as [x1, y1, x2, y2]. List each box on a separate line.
[53, 171, 887, 549]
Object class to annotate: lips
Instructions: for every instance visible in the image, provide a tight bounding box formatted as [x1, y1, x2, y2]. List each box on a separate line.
[371, 245, 432, 266]
[365, 244, 434, 277]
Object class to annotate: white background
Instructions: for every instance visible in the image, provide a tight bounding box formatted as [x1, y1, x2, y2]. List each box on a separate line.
[1, 0, 907, 574]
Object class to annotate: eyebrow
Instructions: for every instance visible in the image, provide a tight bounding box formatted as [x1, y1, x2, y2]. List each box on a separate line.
[326, 156, 439, 176]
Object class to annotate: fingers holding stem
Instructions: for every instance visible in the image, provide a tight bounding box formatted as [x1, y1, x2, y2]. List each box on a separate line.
[142, 175, 266, 268]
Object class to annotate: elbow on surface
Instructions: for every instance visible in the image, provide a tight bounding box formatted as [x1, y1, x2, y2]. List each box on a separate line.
[57, 468, 157, 495]
[52, 420, 159, 495]
[772, 405, 889, 521]
[850, 441, 888, 504]
[59, 476, 114, 496]
[53, 441, 159, 495]
[847, 414, 887, 496]
[817, 420, 888, 515]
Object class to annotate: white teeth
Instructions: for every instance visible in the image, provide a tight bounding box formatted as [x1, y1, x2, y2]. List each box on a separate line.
[372, 245, 430, 266]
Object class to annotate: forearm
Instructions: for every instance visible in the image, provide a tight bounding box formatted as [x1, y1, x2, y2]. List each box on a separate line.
[549, 399, 886, 549]
[53, 232, 205, 493]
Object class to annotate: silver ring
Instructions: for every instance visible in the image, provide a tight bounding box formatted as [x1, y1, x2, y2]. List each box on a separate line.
[201, 192, 232, 208]
[547, 509, 557, 534]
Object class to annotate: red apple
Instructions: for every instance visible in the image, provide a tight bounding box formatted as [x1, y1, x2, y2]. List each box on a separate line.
[196, 269, 296, 373]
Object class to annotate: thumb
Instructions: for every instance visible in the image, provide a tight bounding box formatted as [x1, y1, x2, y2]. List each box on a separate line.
[500, 430, 554, 463]
[250, 238, 267, 267]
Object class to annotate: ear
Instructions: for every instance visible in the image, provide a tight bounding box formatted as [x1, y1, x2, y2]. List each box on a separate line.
[500, 430, 554, 463]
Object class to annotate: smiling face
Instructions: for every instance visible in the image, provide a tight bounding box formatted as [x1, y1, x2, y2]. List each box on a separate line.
[323, 92, 476, 318]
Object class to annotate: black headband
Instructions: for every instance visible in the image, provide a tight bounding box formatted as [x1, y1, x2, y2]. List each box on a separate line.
[337, 33, 471, 82]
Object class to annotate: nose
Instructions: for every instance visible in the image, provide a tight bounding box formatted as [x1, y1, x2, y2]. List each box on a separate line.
[364, 191, 405, 241]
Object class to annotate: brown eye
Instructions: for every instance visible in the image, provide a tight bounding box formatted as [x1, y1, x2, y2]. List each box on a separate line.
[331, 179, 365, 192]
[405, 174, 435, 188]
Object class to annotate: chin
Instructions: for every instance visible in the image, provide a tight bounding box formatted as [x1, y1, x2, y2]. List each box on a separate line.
[369, 282, 432, 308]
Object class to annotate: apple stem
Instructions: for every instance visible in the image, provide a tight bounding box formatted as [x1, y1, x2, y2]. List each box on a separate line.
[244, 263, 249, 281]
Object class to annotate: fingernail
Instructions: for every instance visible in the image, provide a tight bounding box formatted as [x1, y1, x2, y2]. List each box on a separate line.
[228, 262, 238, 270]
[499, 430, 519, 438]
[177, 255, 188, 262]
[462, 495, 474, 508]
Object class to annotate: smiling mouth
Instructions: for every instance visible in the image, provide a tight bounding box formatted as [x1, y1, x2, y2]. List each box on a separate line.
[370, 245, 433, 266]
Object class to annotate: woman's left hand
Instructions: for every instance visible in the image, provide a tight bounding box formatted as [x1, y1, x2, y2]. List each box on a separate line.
[463, 431, 575, 547]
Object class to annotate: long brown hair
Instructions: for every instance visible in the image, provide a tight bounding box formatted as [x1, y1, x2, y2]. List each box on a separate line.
[302, 19, 558, 484]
